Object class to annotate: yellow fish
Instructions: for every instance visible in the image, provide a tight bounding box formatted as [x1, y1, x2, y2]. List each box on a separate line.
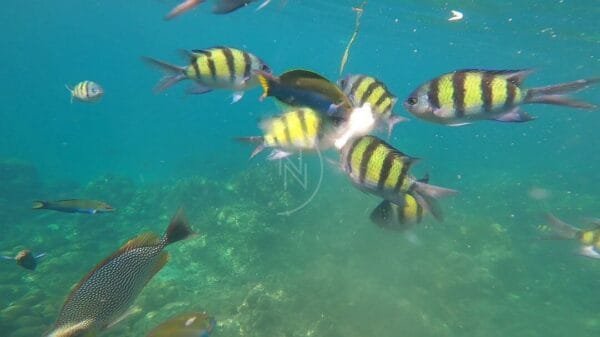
[143, 47, 271, 103]
[404, 69, 598, 126]
[545, 213, 600, 259]
[65, 81, 104, 103]
[237, 107, 332, 160]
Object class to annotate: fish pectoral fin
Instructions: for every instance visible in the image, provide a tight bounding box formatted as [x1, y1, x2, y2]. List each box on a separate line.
[491, 107, 535, 123]
[432, 107, 451, 118]
[231, 91, 244, 104]
[106, 305, 142, 329]
[186, 82, 213, 95]
[579, 246, 600, 259]
[267, 149, 293, 160]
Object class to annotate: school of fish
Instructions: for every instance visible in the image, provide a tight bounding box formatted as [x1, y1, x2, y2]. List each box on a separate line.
[1, 3, 597, 337]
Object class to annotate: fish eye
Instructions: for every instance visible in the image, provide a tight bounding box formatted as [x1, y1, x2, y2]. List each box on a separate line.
[339, 79, 347, 87]
[261, 64, 271, 73]
[406, 97, 418, 105]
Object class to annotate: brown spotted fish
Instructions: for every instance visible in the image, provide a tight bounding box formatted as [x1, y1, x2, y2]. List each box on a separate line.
[43, 209, 196, 337]
[146, 311, 216, 337]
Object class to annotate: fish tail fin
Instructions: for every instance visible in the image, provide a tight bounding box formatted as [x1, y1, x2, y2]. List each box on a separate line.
[234, 136, 266, 159]
[545, 213, 580, 240]
[411, 181, 457, 222]
[32, 201, 47, 210]
[255, 70, 276, 101]
[65, 84, 74, 103]
[164, 208, 196, 245]
[141, 56, 187, 93]
[524, 78, 600, 110]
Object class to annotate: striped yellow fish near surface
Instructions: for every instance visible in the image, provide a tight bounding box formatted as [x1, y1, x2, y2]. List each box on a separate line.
[338, 74, 406, 136]
[340, 135, 456, 221]
[404, 69, 599, 126]
[65, 81, 104, 103]
[143, 46, 271, 103]
[544, 213, 600, 259]
[236, 107, 330, 160]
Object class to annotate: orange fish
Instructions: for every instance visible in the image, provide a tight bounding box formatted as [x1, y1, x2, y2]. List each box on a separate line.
[165, 0, 205, 20]
[146, 311, 216, 337]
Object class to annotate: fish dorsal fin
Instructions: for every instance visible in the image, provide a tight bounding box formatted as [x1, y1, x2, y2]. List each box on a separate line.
[120, 232, 162, 252]
[457, 69, 533, 86]
[280, 69, 331, 84]
[60, 232, 162, 313]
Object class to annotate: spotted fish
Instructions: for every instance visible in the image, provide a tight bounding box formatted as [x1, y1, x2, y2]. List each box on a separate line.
[404, 69, 599, 126]
[43, 209, 196, 337]
[143, 47, 271, 103]
[340, 135, 456, 221]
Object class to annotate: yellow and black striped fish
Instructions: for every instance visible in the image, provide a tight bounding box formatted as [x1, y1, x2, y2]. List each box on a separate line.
[43, 209, 195, 337]
[340, 135, 456, 221]
[65, 81, 104, 103]
[404, 69, 599, 126]
[544, 213, 600, 259]
[370, 175, 429, 231]
[237, 107, 330, 160]
[338, 74, 406, 135]
[143, 47, 271, 103]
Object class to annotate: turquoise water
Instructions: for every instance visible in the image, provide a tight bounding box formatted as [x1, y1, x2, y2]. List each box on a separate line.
[1, 1, 599, 336]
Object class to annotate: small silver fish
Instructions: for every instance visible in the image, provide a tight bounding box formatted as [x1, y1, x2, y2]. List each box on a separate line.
[43, 209, 196, 337]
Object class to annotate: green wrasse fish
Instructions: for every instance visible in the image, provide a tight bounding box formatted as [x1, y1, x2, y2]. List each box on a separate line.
[545, 213, 600, 259]
[65, 81, 104, 103]
[146, 311, 216, 337]
[404, 69, 599, 126]
[338, 74, 406, 136]
[43, 209, 196, 337]
[257, 69, 353, 118]
[370, 175, 429, 231]
[1, 249, 46, 271]
[237, 107, 331, 160]
[340, 135, 456, 221]
[32, 199, 114, 214]
[143, 47, 271, 103]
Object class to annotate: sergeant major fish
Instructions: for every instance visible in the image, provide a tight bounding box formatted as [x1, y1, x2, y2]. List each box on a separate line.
[143, 47, 271, 103]
[65, 81, 104, 103]
[43, 209, 196, 337]
[370, 175, 430, 231]
[32, 199, 114, 214]
[544, 213, 600, 259]
[236, 107, 331, 160]
[338, 74, 407, 136]
[404, 69, 599, 126]
[340, 135, 456, 221]
[257, 69, 353, 118]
